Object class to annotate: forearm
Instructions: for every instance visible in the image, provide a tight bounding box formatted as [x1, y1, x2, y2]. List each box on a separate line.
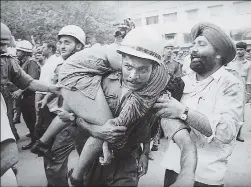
[186, 109, 212, 137]
[76, 118, 100, 139]
[174, 129, 197, 177]
[28, 80, 49, 92]
[43, 92, 57, 103]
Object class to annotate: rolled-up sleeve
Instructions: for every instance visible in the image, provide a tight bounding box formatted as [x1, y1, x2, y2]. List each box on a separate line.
[10, 60, 33, 90]
[212, 81, 244, 144]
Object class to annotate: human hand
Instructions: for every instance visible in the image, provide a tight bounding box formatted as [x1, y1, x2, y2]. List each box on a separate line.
[153, 94, 185, 119]
[47, 84, 62, 95]
[37, 98, 48, 109]
[12, 89, 23, 99]
[57, 108, 74, 123]
[138, 154, 149, 178]
[96, 119, 127, 144]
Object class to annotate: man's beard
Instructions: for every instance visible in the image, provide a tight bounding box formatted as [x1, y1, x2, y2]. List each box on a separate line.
[190, 54, 215, 75]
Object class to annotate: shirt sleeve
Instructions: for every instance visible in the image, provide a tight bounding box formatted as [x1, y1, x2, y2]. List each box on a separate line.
[10, 59, 33, 90]
[208, 80, 244, 144]
[27, 61, 40, 80]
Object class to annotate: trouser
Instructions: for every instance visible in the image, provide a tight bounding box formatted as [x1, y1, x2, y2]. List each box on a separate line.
[20, 95, 36, 143]
[2, 94, 18, 137]
[0, 139, 19, 177]
[35, 106, 57, 139]
[44, 125, 77, 187]
[13, 98, 21, 123]
[85, 145, 142, 187]
[246, 84, 251, 103]
[164, 169, 224, 187]
[0, 168, 18, 187]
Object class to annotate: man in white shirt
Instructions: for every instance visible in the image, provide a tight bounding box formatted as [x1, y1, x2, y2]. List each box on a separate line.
[35, 41, 63, 139]
[153, 22, 244, 187]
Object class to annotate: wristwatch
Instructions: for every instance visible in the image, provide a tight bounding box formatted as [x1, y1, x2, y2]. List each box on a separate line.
[180, 106, 189, 121]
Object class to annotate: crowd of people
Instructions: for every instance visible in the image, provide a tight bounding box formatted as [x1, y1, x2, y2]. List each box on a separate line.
[1, 18, 251, 187]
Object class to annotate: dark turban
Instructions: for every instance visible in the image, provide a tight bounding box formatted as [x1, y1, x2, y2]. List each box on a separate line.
[236, 42, 247, 50]
[191, 22, 236, 64]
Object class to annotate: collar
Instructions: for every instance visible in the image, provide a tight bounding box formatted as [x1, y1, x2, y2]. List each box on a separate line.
[187, 66, 226, 83]
[210, 66, 226, 81]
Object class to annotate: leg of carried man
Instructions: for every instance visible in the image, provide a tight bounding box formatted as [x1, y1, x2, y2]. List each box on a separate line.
[62, 86, 114, 183]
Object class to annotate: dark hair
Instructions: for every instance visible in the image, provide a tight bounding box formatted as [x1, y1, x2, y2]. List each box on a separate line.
[44, 41, 56, 53]
[236, 42, 247, 50]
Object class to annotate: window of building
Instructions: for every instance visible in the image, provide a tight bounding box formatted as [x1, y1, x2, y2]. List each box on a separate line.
[183, 33, 192, 44]
[146, 15, 159, 25]
[133, 18, 142, 27]
[233, 1, 251, 15]
[186, 9, 198, 20]
[230, 28, 251, 41]
[208, 5, 223, 16]
[163, 12, 177, 23]
[165, 33, 176, 40]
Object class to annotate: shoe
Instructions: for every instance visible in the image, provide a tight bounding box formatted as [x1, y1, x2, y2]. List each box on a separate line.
[30, 140, 54, 160]
[151, 145, 158, 151]
[236, 136, 244, 142]
[68, 169, 84, 187]
[22, 142, 35, 150]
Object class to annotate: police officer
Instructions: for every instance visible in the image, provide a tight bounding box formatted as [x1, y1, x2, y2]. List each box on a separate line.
[0, 22, 61, 142]
[12, 40, 41, 150]
[57, 27, 196, 187]
[35, 25, 87, 187]
[163, 41, 182, 77]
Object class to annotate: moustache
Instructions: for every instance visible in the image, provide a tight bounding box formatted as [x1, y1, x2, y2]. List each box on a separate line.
[190, 53, 201, 60]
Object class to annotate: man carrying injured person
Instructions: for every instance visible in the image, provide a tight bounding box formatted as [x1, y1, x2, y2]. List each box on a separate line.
[31, 27, 196, 187]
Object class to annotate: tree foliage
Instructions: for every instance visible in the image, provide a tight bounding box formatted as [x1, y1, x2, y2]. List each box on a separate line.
[1, 1, 118, 44]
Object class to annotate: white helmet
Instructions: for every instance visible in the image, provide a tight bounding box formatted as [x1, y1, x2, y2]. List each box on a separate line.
[16, 40, 33, 53]
[164, 40, 174, 48]
[117, 27, 165, 64]
[58, 25, 86, 46]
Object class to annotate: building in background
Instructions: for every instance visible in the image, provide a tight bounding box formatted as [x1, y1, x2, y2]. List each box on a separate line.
[116, 1, 251, 49]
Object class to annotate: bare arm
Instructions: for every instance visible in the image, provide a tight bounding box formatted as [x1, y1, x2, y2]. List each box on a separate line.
[154, 97, 212, 137]
[173, 129, 197, 185]
[28, 80, 60, 95]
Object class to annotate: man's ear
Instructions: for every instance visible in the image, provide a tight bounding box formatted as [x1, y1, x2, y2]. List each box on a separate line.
[76, 43, 83, 51]
[49, 47, 53, 53]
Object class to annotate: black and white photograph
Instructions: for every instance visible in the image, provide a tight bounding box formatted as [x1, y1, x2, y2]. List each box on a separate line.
[1, 1, 251, 187]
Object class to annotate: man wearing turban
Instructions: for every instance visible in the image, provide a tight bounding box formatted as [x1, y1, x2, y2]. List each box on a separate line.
[153, 22, 244, 186]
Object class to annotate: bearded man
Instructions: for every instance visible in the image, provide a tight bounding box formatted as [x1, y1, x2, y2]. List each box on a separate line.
[153, 22, 244, 187]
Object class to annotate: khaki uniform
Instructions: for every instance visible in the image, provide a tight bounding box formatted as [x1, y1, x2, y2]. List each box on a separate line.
[0, 52, 33, 139]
